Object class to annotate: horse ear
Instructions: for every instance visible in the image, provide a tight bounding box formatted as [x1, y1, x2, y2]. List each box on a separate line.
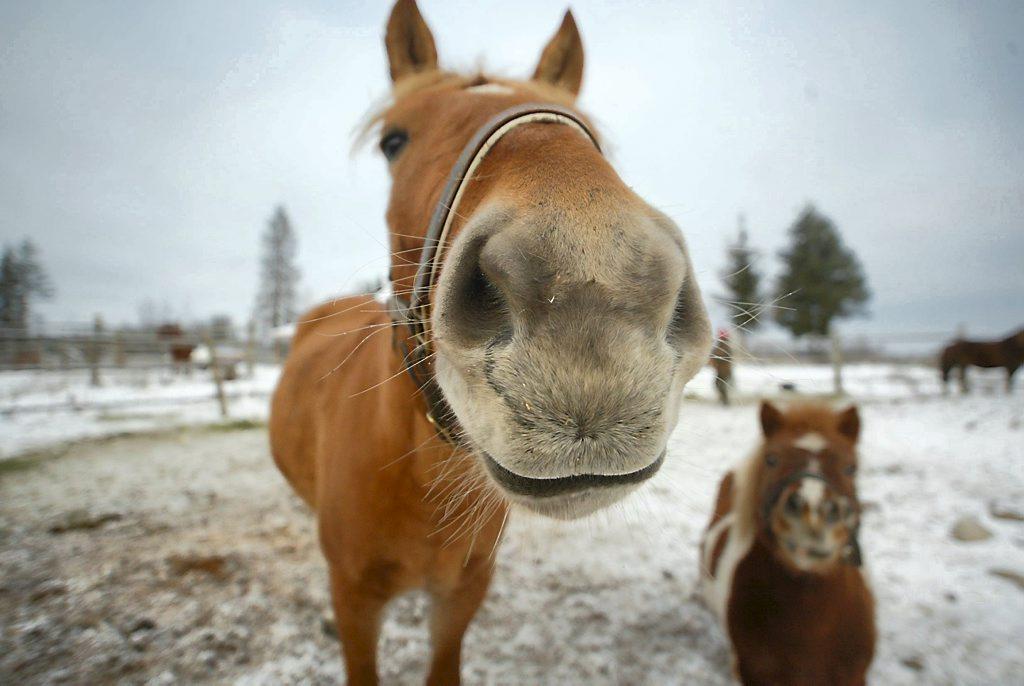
[385, 0, 438, 83]
[760, 401, 784, 438]
[532, 10, 584, 97]
[837, 405, 860, 442]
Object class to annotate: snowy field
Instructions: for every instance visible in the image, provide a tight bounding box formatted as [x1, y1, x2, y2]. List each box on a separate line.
[1, 364, 1022, 684]
[0, 365, 281, 458]
[0, 360, 991, 459]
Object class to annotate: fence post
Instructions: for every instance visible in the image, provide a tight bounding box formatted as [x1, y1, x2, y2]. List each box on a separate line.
[830, 331, 844, 396]
[89, 315, 104, 387]
[246, 319, 256, 378]
[206, 336, 229, 419]
[114, 331, 127, 368]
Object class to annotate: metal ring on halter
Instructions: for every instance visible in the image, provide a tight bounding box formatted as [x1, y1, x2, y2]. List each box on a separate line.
[389, 103, 602, 444]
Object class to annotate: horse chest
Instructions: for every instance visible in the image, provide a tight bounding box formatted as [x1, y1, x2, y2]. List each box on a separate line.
[318, 439, 505, 589]
[726, 544, 874, 683]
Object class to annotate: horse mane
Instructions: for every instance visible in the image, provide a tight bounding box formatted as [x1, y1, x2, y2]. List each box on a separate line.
[732, 448, 764, 540]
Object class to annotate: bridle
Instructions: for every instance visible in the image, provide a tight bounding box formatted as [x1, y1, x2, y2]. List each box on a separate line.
[760, 467, 863, 567]
[389, 103, 602, 444]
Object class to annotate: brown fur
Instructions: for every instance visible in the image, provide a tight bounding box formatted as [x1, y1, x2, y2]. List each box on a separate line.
[940, 327, 1024, 393]
[156, 323, 195, 366]
[269, 2, 711, 683]
[704, 472, 734, 577]
[728, 542, 875, 685]
[272, 294, 503, 685]
[700, 402, 876, 685]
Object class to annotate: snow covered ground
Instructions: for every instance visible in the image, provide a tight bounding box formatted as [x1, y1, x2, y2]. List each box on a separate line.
[0, 365, 280, 458]
[1, 363, 1022, 684]
[1, 360, 999, 460]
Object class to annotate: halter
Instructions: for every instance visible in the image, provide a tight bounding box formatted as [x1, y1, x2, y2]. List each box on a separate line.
[760, 467, 863, 567]
[389, 103, 602, 444]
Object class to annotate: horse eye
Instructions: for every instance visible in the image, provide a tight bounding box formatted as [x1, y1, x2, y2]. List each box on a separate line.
[379, 130, 409, 161]
[844, 464, 857, 476]
[765, 453, 778, 467]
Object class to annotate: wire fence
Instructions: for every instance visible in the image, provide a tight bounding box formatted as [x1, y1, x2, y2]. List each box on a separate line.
[0, 320, 988, 421]
[0, 320, 287, 420]
[739, 330, 960, 363]
[0, 321, 280, 374]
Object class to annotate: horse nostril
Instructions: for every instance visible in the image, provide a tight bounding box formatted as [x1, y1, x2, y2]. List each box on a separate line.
[443, 235, 512, 345]
[822, 500, 841, 524]
[467, 265, 502, 309]
[784, 492, 802, 516]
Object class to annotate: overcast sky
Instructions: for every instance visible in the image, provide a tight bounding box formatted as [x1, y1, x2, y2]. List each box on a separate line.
[2, 0, 1022, 339]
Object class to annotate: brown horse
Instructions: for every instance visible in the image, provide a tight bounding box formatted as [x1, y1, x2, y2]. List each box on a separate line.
[155, 323, 195, 373]
[940, 327, 1024, 394]
[700, 401, 875, 685]
[269, 1, 711, 683]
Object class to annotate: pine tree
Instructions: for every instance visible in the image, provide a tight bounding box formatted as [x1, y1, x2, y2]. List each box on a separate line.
[718, 215, 764, 332]
[0, 239, 54, 331]
[254, 206, 300, 332]
[773, 205, 869, 337]
[0, 248, 17, 329]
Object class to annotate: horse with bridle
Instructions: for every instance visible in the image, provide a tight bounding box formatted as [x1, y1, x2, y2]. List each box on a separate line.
[269, 1, 711, 683]
[940, 327, 1024, 394]
[700, 401, 875, 685]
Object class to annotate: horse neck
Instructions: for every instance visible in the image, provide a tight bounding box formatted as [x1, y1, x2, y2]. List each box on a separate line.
[385, 346, 495, 511]
[747, 533, 849, 588]
[406, 435, 503, 528]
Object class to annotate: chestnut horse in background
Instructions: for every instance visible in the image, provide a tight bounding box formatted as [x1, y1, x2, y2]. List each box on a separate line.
[269, 1, 711, 683]
[700, 402, 875, 685]
[940, 327, 1024, 394]
[155, 323, 195, 374]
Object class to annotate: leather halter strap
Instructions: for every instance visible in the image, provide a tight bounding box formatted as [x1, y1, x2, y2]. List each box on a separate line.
[389, 103, 601, 443]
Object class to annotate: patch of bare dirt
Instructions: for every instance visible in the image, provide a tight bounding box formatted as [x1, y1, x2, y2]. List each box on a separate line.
[0, 429, 338, 684]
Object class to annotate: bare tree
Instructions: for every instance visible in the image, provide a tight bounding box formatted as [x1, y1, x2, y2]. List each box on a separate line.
[208, 314, 235, 342]
[254, 206, 300, 334]
[136, 298, 175, 328]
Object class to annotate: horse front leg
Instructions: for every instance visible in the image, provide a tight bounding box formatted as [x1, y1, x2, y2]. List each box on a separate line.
[329, 563, 392, 686]
[426, 554, 496, 686]
[715, 375, 730, 405]
[958, 365, 969, 394]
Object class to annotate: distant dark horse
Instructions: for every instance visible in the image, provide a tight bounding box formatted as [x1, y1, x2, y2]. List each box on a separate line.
[156, 323, 195, 374]
[940, 328, 1024, 393]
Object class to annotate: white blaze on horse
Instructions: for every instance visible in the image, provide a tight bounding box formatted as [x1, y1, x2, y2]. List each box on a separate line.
[699, 401, 876, 685]
[269, 1, 711, 683]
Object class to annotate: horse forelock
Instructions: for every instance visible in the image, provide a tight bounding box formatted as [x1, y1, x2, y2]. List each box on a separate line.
[353, 69, 584, 156]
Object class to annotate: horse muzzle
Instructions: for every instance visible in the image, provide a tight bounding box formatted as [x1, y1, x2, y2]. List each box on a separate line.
[479, 449, 666, 518]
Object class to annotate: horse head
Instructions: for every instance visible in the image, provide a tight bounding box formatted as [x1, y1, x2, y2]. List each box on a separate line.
[753, 401, 863, 573]
[377, 0, 711, 519]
